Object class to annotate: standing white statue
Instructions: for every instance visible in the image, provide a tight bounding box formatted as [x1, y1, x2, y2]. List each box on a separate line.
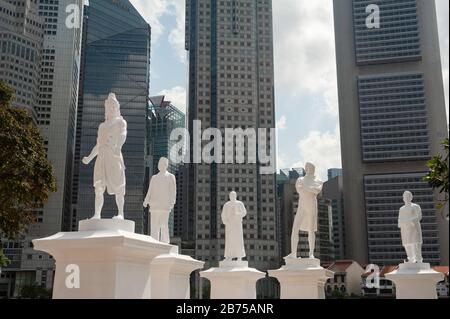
[143, 157, 176, 244]
[399, 191, 423, 263]
[221, 191, 247, 261]
[287, 162, 323, 259]
[82, 93, 127, 220]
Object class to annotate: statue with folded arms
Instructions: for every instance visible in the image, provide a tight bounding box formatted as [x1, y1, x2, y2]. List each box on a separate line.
[221, 191, 247, 261]
[287, 162, 323, 259]
[399, 191, 423, 264]
[82, 93, 127, 220]
[143, 157, 176, 244]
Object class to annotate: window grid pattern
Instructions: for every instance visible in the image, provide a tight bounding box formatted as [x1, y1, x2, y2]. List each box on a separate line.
[364, 173, 440, 266]
[352, 0, 421, 65]
[358, 72, 430, 162]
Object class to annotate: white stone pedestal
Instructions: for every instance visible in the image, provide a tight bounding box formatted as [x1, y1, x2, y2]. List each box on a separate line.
[32, 219, 177, 299]
[385, 262, 444, 299]
[150, 253, 204, 299]
[268, 258, 333, 299]
[200, 261, 265, 299]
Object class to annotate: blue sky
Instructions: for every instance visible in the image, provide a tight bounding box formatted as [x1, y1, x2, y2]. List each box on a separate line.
[130, 0, 449, 180]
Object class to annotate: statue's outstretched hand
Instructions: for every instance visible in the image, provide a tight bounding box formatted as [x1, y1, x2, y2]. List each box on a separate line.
[82, 156, 91, 165]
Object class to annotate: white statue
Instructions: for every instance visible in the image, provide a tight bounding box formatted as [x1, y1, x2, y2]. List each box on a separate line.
[143, 157, 176, 244]
[399, 191, 423, 263]
[287, 162, 323, 259]
[82, 93, 127, 220]
[221, 191, 247, 261]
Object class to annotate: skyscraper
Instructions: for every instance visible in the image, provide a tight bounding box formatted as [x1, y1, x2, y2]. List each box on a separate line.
[72, 0, 151, 233]
[1, 0, 85, 297]
[323, 175, 346, 260]
[327, 168, 343, 181]
[334, 0, 449, 265]
[185, 0, 278, 288]
[145, 96, 185, 237]
[0, 0, 43, 119]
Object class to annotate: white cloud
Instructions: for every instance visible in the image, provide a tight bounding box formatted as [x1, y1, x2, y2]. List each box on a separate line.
[293, 125, 342, 181]
[157, 86, 187, 113]
[276, 115, 287, 130]
[129, 0, 168, 43]
[273, 0, 338, 116]
[276, 152, 289, 171]
[130, 0, 186, 62]
[167, 0, 187, 63]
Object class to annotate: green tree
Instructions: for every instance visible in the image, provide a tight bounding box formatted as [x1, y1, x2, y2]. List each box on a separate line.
[0, 81, 56, 267]
[19, 282, 52, 299]
[424, 138, 449, 219]
[330, 287, 348, 299]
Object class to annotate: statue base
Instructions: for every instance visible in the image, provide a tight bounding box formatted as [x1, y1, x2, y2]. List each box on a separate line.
[200, 263, 265, 299]
[79, 218, 135, 232]
[32, 219, 177, 299]
[385, 262, 444, 299]
[150, 253, 204, 299]
[219, 259, 248, 269]
[268, 258, 333, 299]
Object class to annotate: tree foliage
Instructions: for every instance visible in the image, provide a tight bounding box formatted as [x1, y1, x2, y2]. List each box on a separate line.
[424, 138, 449, 217]
[19, 282, 52, 299]
[0, 81, 56, 266]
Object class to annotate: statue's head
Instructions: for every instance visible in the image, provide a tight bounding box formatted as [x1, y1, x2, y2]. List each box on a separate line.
[229, 191, 237, 202]
[158, 157, 169, 172]
[305, 162, 315, 177]
[403, 191, 413, 204]
[105, 93, 121, 120]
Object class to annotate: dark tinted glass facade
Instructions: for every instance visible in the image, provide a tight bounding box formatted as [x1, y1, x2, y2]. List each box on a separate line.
[145, 96, 185, 236]
[353, 0, 421, 65]
[72, 0, 151, 233]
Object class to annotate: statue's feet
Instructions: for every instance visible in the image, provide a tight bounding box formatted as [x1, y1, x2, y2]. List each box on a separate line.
[309, 253, 315, 259]
[90, 214, 101, 220]
[285, 253, 297, 259]
[113, 214, 124, 220]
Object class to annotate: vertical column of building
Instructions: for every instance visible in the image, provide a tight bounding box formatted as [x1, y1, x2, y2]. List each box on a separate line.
[186, 1, 278, 297]
[255, 0, 278, 270]
[334, 0, 448, 265]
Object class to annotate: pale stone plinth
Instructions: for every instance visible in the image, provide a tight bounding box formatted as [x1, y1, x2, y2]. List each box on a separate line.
[268, 258, 333, 299]
[385, 262, 444, 299]
[200, 261, 265, 299]
[150, 253, 204, 299]
[32, 219, 177, 299]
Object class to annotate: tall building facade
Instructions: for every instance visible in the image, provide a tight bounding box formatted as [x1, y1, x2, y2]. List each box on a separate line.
[323, 175, 346, 260]
[72, 0, 151, 233]
[1, 0, 84, 297]
[334, 0, 449, 265]
[185, 0, 278, 296]
[328, 168, 343, 181]
[0, 0, 43, 119]
[145, 96, 185, 237]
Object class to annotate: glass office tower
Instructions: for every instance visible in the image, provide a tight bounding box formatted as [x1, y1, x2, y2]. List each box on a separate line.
[145, 96, 185, 237]
[72, 0, 151, 233]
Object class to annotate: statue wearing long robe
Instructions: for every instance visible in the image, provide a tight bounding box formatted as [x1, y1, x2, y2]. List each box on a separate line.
[221, 199, 247, 260]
